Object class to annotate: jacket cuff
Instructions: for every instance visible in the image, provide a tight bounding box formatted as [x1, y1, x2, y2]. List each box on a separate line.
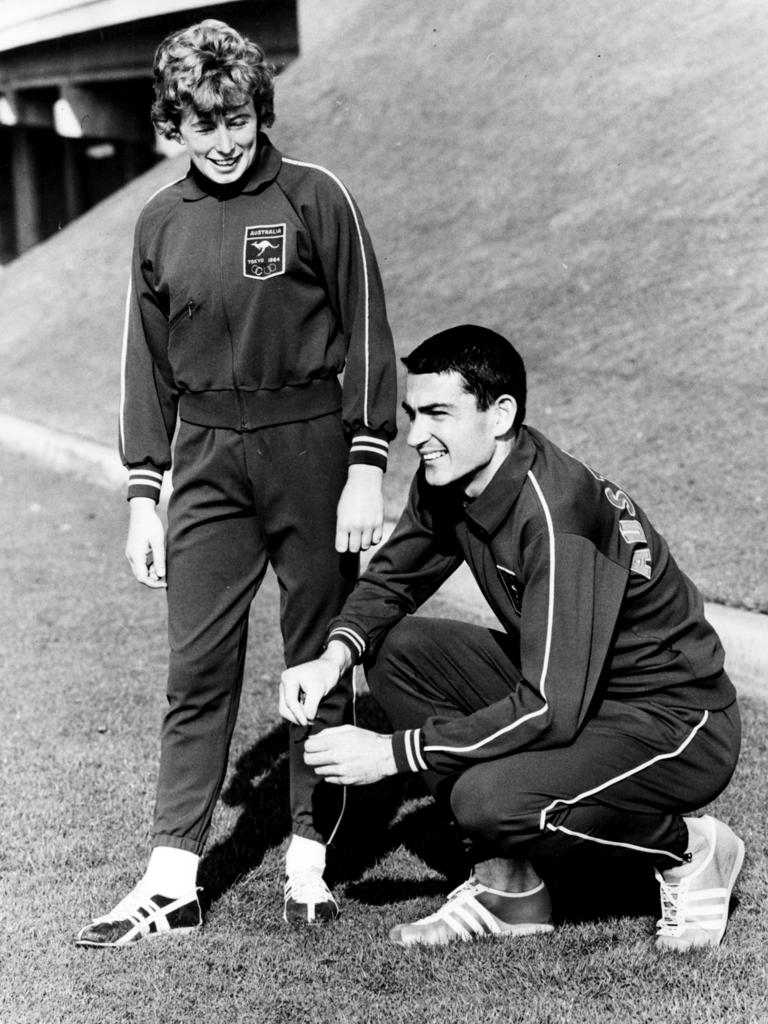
[126, 464, 164, 502]
[392, 728, 429, 773]
[348, 435, 389, 471]
[326, 625, 367, 663]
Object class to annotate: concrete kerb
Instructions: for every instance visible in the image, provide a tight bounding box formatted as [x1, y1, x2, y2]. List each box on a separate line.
[0, 411, 173, 502]
[2, 410, 765, 698]
[0, 411, 126, 490]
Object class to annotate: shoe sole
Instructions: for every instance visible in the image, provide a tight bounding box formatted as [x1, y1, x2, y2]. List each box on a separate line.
[283, 911, 340, 927]
[496, 921, 555, 937]
[74, 924, 201, 949]
[391, 921, 554, 946]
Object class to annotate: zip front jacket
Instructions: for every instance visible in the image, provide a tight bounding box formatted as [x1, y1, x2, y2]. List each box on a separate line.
[119, 134, 397, 500]
[327, 426, 735, 775]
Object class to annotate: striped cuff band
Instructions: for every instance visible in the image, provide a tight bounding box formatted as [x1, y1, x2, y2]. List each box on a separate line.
[128, 468, 163, 489]
[401, 729, 429, 772]
[349, 436, 389, 470]
[127, 467, 163, 502]
[351, 436, 389, 456]
[327, 626, 366, 662]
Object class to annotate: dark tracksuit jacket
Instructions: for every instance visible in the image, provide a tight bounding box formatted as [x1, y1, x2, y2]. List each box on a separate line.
[327, 427, 739, 861]
[120, 132, 397, 488]
[118, 135, 397, 851]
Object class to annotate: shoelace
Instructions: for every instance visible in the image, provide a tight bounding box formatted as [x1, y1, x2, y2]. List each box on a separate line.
[657, 877, 684, 933]
[444, 877, 481, 903]
[285, 870, 333, 905]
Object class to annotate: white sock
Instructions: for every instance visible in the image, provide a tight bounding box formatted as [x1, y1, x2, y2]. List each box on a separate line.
[139, 846, 199, 897]
[285, 835, 326, 876]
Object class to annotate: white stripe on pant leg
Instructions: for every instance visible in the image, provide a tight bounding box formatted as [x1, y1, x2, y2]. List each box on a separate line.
[543, 822, 684, 861]
[537, 709, 709, 862]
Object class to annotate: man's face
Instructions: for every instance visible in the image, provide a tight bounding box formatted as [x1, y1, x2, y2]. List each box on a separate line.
[403, 371, 506, 496]
[176, 99, 259, 185]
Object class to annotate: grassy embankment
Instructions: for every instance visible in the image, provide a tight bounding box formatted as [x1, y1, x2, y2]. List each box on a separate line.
[0, 0, 766, 609]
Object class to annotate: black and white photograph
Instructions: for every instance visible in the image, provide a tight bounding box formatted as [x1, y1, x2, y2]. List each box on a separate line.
[1, 1, 766, 1021]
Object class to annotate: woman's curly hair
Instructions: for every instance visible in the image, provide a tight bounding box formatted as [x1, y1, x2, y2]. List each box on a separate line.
[151, 19, 275, 138]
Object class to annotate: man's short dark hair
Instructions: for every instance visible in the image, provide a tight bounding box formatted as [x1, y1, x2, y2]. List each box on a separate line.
[402, 324, 527, 431]
[151, 19, 275, 139]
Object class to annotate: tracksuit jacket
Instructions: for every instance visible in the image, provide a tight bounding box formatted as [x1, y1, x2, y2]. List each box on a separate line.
[327, 426, 736, 775]
[119, 133, 397, 497]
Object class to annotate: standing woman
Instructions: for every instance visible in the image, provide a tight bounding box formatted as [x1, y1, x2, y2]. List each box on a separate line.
[76, 18, 397, 946]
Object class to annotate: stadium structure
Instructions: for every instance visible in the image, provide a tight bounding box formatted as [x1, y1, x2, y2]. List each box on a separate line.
[0, 0, 298, 263]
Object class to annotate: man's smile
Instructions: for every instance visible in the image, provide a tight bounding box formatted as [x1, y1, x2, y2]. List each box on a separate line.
[420, 449, 447, 462]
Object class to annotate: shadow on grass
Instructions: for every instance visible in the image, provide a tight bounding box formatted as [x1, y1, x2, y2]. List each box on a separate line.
[198, 693, 664, 925]
[198, 722, 292, 910]
[197, 695, 463, 911]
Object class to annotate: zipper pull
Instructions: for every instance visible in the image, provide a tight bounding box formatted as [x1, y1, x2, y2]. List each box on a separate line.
[187, 300, 194, 319]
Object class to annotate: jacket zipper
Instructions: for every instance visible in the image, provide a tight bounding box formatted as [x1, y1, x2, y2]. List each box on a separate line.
[219, 200, 247, 430]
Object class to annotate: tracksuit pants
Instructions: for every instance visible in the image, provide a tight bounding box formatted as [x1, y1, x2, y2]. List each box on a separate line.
[152, 413, 358, 855]
[366, 617, 740, 869]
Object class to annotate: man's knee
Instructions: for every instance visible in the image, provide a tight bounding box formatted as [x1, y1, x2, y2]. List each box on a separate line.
[449, 765, 538, 849]
[450, 781, 497, 846]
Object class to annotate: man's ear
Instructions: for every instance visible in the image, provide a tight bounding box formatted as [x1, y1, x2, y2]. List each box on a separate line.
[493, 394, 518, 438]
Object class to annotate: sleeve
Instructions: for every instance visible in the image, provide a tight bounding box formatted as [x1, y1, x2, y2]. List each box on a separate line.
[391, 530, 629, 776]
[118, 219, 179, 502]
[326, 476, 463, 661]
[302, 176, 397, 471]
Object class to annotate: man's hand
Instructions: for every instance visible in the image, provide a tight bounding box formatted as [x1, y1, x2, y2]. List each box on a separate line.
[304, 725, 398, 785]
[279, 642, 352, 726]
[335, 464, 384, 553]
[125, 497, 167, 589]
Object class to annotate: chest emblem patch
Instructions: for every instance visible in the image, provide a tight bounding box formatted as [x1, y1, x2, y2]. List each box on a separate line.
[497, 565, 523, 616]
[243, 224, 286, 280]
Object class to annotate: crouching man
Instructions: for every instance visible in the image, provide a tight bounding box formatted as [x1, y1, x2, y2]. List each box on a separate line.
[280, 324, 743, 951]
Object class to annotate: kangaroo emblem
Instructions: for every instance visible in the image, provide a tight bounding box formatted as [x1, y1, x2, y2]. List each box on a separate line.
[250, 240, 280, 255]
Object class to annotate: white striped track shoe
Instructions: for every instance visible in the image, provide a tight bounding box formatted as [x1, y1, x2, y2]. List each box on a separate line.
[75, 887, 202, 948]
[655, 814, 745, 952]
[283, 869, 339, 926]
[389, 877, 554, 947]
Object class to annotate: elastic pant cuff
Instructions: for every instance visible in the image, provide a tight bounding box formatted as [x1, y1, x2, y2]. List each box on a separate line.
[152, 834, 205, 856]
[291, 823, 327, 845]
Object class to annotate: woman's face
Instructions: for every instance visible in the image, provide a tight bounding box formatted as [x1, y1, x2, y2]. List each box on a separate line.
[175, 98, 259, 184]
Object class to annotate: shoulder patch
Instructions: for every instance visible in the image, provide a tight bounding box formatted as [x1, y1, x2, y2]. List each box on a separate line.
[619, 519, 647, 545]
[630, 547, 652, 579]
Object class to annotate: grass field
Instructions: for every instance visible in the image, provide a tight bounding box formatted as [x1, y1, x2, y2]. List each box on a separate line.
[2, 448, 767, 1024]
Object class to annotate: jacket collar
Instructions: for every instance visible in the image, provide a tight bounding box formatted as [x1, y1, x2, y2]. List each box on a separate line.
[460, 427, 536, 536]
[180, 133, 282, 201]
